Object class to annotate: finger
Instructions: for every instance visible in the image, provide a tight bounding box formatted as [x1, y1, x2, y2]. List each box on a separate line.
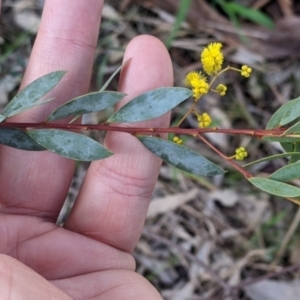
[0, 254, 71, 300]
[52, 270, 162, 300]
[1, 215, 134, 279]
[1, 255, 161, 300]
[0, 1, 103, 219]
[65, 35, 173, 252]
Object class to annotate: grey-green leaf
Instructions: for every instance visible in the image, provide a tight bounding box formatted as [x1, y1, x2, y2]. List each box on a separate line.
[107, 87, 192, 123]
[1, 71, 66, 117]
[284, 121, 300, 134]
[249, 177, 300, 197]
[47, 91, 125, 121]
[269, 161, 300, 182]
[266, 97, 300, 129]
[5, 98, 56, 117]
[0, 115, 5, 123]
[281, 142, 294, 153]
[262, 136, 300, 143]
[280, 97, 300, 126]
[27, 129, 113, 161]
[242, 152, 300, 168]
[288, 143, 300, 164]
[0, 128, 45, 150]
[137, 135, 225, 176]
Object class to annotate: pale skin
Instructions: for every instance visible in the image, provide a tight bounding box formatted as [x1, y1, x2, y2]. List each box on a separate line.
[0, 1, 173, 299]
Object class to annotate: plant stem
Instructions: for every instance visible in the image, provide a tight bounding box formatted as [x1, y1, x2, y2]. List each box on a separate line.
[197, 133, 253, 178]
[0, 121, 285, 139]
[176, 101, 197, 127]
[208, 66, 231, 88]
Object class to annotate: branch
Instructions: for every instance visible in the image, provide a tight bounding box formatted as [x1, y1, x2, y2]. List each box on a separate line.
[0, 122, 286, 139]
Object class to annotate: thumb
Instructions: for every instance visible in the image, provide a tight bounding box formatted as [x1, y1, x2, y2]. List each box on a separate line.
[0, 254, 71, 300]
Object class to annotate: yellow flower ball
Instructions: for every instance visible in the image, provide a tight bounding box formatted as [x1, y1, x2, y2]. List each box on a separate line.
[201, 43, 224, 75]
[235, 147, 248, 160]
[241, 65, 252, 78]
[198, 113, 212, 128]
[216, 84, 227, 96]
[184, 72, 209, 100]
[173, 136, 183, 145]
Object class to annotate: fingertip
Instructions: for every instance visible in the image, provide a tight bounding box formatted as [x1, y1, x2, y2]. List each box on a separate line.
[119, 35, 173, 97]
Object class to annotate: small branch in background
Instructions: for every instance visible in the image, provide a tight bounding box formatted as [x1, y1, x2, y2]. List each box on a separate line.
[234, 262, 300, 290]
[272, 206, 300, 266]
[277, 0, 294, 17]
[142, 228, 231, 293]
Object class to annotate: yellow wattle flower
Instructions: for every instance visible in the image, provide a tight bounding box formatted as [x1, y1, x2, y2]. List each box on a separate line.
[235, 147, 248, 160]
[201, 43, 224, 75]
[216, 84, 227, 96]
[184, 71, 209, 100]
[241, 65, 252, 77]
[198, 112, 212, 128]
[184, 71, 200, 88]
[173, 136, 183, 145]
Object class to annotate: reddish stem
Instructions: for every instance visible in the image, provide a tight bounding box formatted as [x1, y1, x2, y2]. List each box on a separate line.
[0, 121, 285, 139]
[197, 133, 253, 179]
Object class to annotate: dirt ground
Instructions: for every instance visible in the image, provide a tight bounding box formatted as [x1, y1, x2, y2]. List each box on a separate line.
[1, 1, 300, 299]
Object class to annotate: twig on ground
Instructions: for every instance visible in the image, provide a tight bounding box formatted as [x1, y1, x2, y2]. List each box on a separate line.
[234, 262, 300, 289]
[272, 206, 300, 266]
[142, 228, 231, 292]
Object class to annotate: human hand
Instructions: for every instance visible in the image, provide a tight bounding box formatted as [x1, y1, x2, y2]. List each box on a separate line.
[0, 1, 173, 299]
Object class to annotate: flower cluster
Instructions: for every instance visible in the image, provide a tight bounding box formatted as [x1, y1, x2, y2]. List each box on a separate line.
[216, 84, 227, 96]
[173, 136, 183, 145]
[198, 113, 212, 128]
[201, 42, 224, 75]
[184, 71, 209, 100]
[184, 43, 225, 101]
[234, 147, 248, 161]
[184, 43, 253, 101]
[180, 42, 252, 158]
[241, 65, 252, 78]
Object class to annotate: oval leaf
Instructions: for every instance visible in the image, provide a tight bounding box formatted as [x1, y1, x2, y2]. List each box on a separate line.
[107, 87, 192, 123]
[3, 97, 56, 117]
[137, 135, 225, 176]
[262, 136, 300, 143]
[27, 129, 113, 161]
[288, 143, 300, 164]
[0, 128, 45, 150]
[1, 71, 66, 117]
[280, 97, 300, 126]
[269, 161, 300, 182]
[0, 115, 5, 123]
[284, 121, 300, 134]
[243, 152, 300, 168]
[281, 142, 294, 153]
[249, 177, 300, 197]
[266, 97, 299, 129]
[48, 91, 125, 121]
